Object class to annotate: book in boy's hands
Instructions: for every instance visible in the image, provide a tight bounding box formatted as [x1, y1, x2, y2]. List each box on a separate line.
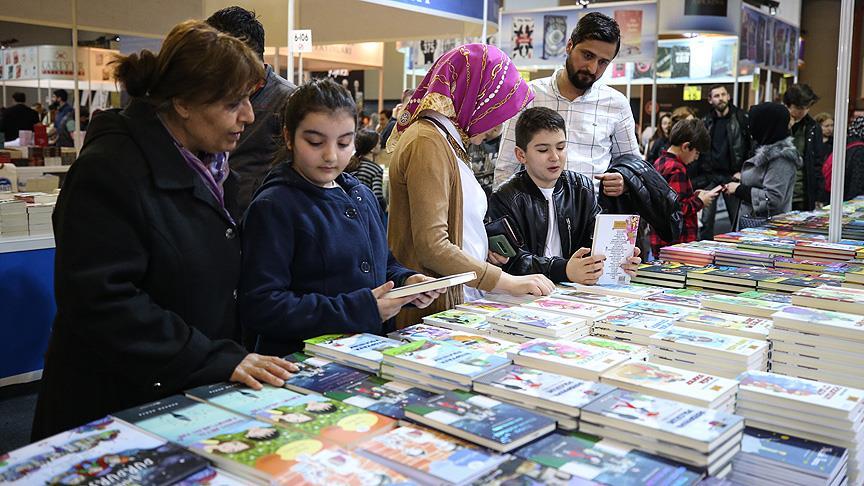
[281, 352, 371, 394]
[404, 390, 556, 452]
[0, 416, 208, 486]
[323, 375, 437, 420]
[591, 214, 640, 285]
[383, 271, 476, 299]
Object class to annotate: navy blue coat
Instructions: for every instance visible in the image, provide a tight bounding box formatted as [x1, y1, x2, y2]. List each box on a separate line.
[239, 163, 417, 356]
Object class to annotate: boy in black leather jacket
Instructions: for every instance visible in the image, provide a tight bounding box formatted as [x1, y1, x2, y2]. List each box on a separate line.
[487, 107, 641, 284]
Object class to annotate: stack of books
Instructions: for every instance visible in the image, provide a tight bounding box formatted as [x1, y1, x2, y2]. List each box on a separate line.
[507, 338, 631, 381]
[381, 340, 510, 392]
[757, 273, 844, 293]
[735, 239, 795, 258]
[794, 241, 862, 263]
[455, 299, 515, 314]
[847, 268, 864, 289]
[388, 323, 517, 356]
[356, 425, 508, 485]
[552, 287, 639, 307]
[729, 427, 849, 486]
[513, 431, 704, 485]
[687, 267, 772, 294]
[471, 456, 597, 485]
[522, 296, 616, 324]
[303, 333, 402, 373]
[675, 310, 773, 340]
[579, 389, 745, 476]
[575, 334, 649, 360]
[591, 310, 676, 346]
[486, 308, 589, 342]
[791, 285, 864, 314]
[619, 300, 694, 320]
[0, 199, 28, 237]
[473, 364, 617, 430]
[769, 306, 864, 388]
[323, 375, 437, 421]
[646, 288, 716, 309]
[282, 351, 370, 394]
[775, 256, 853, 275]
[25, 203, 53, 235]
[559, 281, 664, 299]
[736, 371, 864, 484]
[658, 243, 719, 266]
[600, 361, 738, 412]
[713, 247, 778, 267]
[632, 261, 700, 289]
[649, 327, 769, 379]
[701, 294, 788, 318]
[404, 390, 557, 452]
[737, 290, 793, 304]
[422, 309, 489, 334]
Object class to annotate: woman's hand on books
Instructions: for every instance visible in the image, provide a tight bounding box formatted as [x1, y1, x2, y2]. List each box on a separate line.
[494, 272, 555, 296]
[565, 247, 605, 285]
[403, 274, 447, 309]
[230, 354, 300, 390]
[372, 281, 416, 321]
[621, 246, 642, 277]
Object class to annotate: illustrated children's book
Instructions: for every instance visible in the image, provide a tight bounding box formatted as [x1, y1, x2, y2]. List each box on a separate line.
[303, 333, 402, 373]
[282, 352, 370, 394]
[323, 375, 437, 420]
[591, 214, 640, 285]
[422, 309, 489, 333]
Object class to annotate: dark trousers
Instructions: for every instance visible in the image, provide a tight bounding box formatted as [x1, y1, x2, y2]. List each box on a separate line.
[699, 192, 739, 240]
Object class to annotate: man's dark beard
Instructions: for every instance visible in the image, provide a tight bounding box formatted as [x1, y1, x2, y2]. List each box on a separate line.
[566, 61, 596, 90]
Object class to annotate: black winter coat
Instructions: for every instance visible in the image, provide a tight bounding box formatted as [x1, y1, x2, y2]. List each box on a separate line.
[487, 170, 601, 283]
[793, 114, 828, 209]
[599, 154, 683, 255]
[691, 105, 751, 189]
[32, 101, 248, 440]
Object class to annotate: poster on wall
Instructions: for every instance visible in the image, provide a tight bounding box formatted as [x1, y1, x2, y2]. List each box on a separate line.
[739, 4, 798, 75]
[501, 2, 657, 68]
[542, 15, 567, 60]
[512, 16, 535, 60]
[756, 15, 768, 64]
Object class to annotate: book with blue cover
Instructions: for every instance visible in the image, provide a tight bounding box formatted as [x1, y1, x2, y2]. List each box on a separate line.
[0, 416, 207, 486]
[282, 351, 370, 394]
[513, 432, 703, 486]
[303, 333, 402, 373]
[356, 425, 508, 485]
[734, 427, 847, 481]
[404, 390, 556, 452]
[322, 375, 437, 420]
[382, 339, 511, 388]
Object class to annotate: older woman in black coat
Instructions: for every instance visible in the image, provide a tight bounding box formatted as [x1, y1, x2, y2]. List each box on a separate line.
[31, 20, 297, 440]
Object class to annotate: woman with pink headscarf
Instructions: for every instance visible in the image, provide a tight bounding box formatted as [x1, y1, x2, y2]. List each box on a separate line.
[387, 44, 555, 328]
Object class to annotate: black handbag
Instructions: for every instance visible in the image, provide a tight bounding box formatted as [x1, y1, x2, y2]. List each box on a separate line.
[485, 216, 524, 257]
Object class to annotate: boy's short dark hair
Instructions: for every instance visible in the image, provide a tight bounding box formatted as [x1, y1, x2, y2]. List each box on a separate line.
[782, 84, 819, 108]
[12, 92, 25, 103]
[515, 107, 566, 150]
[569, 12, 621, 57]
[669, 118, 710, 153]
[206, 6, 265, 60]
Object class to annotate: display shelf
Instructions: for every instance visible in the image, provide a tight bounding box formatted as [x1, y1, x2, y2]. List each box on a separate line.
[0, 235, 55, 254]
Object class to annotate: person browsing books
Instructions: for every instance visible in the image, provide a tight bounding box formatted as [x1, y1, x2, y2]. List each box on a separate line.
[239, 79, 443, 356]
[651, 119, 722, 255]
[488, 107, 641, 285]
[31, 21, 301, 440]
[387, 44, 555, 329]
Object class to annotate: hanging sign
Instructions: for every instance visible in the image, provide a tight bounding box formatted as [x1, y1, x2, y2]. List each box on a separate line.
[290, 30, 313, 53]
[683, 85, 702, 101]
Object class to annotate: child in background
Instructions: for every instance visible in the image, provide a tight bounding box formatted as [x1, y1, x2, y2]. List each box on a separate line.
[239, 79, 441, 356]
[651, 118, 722, 255]
[488, 107, 641, 284]
[346, 128, 386, 211]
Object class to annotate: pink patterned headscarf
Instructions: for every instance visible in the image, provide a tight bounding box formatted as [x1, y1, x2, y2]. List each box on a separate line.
[388, 43, 533, 150]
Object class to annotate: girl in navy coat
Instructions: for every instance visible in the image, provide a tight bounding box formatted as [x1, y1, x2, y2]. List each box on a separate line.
[239, 79, 441, 356]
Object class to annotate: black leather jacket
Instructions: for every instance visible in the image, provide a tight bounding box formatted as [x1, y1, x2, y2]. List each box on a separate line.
[487, 170, 600, 283]
[792, 114, 828, 209]
[691, 104, 751, 189]
[600, 154, 683, 255]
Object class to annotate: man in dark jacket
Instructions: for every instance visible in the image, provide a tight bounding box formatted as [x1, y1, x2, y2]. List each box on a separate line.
[783, 84, 827, 210]
[1, 92, 40, 142]
[691, 84, 751, 239]
[207, 6, 296, 213]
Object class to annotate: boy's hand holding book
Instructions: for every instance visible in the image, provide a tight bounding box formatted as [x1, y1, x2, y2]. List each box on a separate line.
[566, 247, 606, 285]
[697, 185, 723, 205]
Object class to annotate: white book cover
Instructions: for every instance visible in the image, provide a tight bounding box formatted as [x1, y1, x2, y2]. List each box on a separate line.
[738, 370, 864, 416]
[559, 282, 664, 299]
[600, 361, 737, 404]
[650, 327, 768, 358]
[523, 297, 616, 320]
[510, 338, 631, 375]
[474, 365, 617, 411]
[304, 333, 401, 364]
[488, 308, 586, 336]
[678, 311, 772, 338]
[771, 306, 864, 340]
[591, 214, 640, 286]
[552, 288, 639, 307]
[593, 310, 676, 334]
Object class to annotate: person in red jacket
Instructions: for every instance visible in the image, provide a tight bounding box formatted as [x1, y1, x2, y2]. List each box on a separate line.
[651, 119, 723, 256]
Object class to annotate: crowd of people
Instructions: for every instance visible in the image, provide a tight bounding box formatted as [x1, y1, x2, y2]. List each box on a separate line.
[0, 89, 90, 147]
[17, 6, 864, 446]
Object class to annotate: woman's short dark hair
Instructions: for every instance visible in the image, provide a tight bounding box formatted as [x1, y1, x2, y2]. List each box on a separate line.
[783, 84, 819, 108]
[112, 20, 263, 110]
[669, 118, 710, 153]
[206, 6, 266, 61]
[569, 12, 621, 57]
[515, 107, 566, 150]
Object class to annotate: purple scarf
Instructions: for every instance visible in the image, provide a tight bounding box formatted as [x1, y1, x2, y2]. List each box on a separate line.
[389, 43, 533, 149]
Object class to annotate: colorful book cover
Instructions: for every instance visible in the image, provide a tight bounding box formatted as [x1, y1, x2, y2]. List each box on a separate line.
[593, 311, 675, 333]
[793, 285, 864, 304]
[553, 289, 637, 307]
[186, 382, 306, 419]
[282, 352, 371, 394]
[474, 456, 601, 485]
[513, 432, 703, 485]
[174, 467, 248, 485]
[581, 389, 743, 447]
[600, 362, 737, 404]
[265, 443, 414, 485]
[644, 289, 708, 308]
[423, 309, 488, 331]
[560, 282, 664, 299]
[738, 427, 847, 478]
[636, 261, 702, 279]
[0, 416, 207, 486]
[357, 426, 505, 485]
[620, 301, 692, 319]
[303, 333, 401, 365]
[678, 311, 772, 337]
[323, 375, 437, 420]
[390, 324, 516, 356]
[703, 295, 787, 312]
[490, 308, 584, 334]
[405, 390, 556, 449]
[591, 214, 640, 286]
[512, 339, 630, 373]
[771, 305, 864, 337]
[736, 291, 793, 304]
[475, 365, 617, 411]
[524, 298, 615, 319]
[651, 328, 767, 356]
[456, 299, 514, 314]
[737, 371, 864, 413]
[576, 336, 647, 358]
[383, 340, 511, 382]
[542, 14, 568, 60]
